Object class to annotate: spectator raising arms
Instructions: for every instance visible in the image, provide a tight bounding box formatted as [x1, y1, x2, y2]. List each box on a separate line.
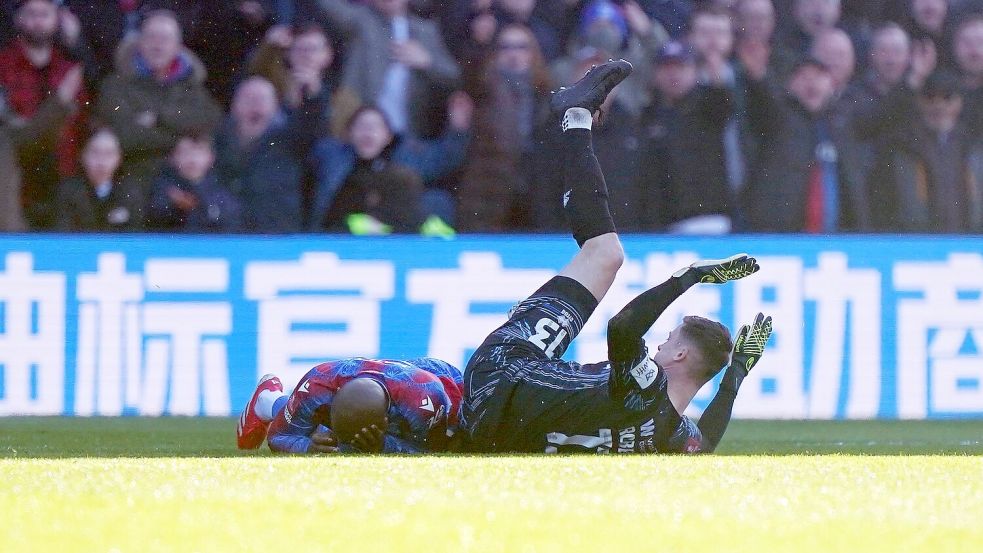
[738, 39, 867, 232]
[551, 0, 668, 117]
[248, 22, 361, 138]
[636, 40, 736, 234]
[147, 134, 242, 233]
[56, 128, 144, 232]
[0, 0, 88, 230]
[316, 0, 461, 139]
[96, 9, 222, 196]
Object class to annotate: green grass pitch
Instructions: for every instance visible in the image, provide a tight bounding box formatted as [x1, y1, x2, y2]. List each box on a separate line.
[1, 418, 982, 552]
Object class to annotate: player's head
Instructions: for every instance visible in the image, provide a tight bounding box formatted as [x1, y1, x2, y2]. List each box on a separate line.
[330, 378, 389, 444]
[654, 316, 733, 384]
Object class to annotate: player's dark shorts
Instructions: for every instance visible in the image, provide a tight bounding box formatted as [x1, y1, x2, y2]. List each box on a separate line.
[462, 275, 618, 452]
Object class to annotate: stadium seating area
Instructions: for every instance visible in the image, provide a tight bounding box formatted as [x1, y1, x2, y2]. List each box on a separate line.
[2, 0, 982, 235]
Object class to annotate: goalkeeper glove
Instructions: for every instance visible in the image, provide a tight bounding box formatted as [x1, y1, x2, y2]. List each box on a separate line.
[673, 253, 760, 286]
[721, 312, 774, 392]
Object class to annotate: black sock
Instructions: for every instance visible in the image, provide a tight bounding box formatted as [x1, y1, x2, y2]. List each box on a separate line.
[561, 128, 616, 247]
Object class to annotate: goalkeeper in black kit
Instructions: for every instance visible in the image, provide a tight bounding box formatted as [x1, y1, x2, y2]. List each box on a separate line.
[461, 59, 774, 454]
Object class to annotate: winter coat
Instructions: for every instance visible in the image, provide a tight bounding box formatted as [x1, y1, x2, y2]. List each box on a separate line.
[635, 85, 736, 230]
[311, 130, 468, 229]
[147, 167, 243, 233]
[0, 39, 88, 228]
[55, 176, 145, 232]
[97, 45, 222, 192]
[741, 78, 867, 232]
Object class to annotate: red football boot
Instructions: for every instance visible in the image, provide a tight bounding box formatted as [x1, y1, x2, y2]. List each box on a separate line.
[236, 374, 283, 449]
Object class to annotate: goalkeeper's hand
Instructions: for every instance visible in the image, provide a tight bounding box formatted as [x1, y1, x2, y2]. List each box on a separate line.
[730, 312, 774, 374]
[673, 253, 760, 286]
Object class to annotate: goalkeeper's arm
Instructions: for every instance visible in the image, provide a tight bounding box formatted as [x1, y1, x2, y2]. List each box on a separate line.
[696, 313, 774, 453]
[607, 253, 759, 362]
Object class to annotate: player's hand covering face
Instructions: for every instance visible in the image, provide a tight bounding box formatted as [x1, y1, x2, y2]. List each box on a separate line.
[351, 425, 385, 453]
[309, 430, 340, 454]
[731, 312, 774, 374]
[673, 253, 760, 285]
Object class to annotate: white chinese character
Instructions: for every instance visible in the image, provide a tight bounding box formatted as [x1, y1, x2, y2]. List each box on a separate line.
[0, 253, 65, 415]
[76, 255, 232, 416]
[406, 252, 552, 369]
[733, 256, 806, 418]
[895, 254, 983, 418]
[245, 253, 394, 388]
[803, 253, 882, 418]
[75, 253, 143, 416]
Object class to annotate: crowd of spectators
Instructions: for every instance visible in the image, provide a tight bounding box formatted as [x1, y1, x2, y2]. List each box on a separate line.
[2, 0, 983, 235]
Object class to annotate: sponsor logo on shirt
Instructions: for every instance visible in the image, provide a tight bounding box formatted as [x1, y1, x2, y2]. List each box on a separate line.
[629, 357, 657, 389]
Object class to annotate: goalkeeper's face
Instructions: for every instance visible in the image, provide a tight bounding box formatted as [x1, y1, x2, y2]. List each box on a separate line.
[652, 326, 687, 369]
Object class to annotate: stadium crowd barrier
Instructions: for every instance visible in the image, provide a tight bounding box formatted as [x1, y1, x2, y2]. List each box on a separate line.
[0, 234, 980, 419]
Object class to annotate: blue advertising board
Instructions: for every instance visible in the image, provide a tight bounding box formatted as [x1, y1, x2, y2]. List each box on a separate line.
[1, 234, 981, 419]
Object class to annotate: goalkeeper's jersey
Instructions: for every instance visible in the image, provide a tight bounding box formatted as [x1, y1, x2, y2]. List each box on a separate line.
[462, 276, 707, 454]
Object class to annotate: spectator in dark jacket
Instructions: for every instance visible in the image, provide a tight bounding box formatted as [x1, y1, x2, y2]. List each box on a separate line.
[248, 22, 361, 138]
[868, 69, 983, 232]
[216, 76, 323, 233]
[810, 28, 873, 230]
[147, 134, 242, 232]
[312, 97, 471, 234]
[839, 23, 913, 195]
[636, 40, 736, 233]
[56, 128, 144, 232]
[953, 15, 983, 136]
[96, 10, 223, 195]
[458, 23, 553, 232]
[738, 43, 868, 232]
[0, 0, 88, 229]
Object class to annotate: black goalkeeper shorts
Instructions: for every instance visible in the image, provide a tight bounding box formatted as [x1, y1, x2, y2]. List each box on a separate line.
[461, 275, 615, 452]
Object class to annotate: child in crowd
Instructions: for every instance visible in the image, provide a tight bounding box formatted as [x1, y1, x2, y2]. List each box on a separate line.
[147, 134, 242, 232]
[56, 128, 143, 232]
